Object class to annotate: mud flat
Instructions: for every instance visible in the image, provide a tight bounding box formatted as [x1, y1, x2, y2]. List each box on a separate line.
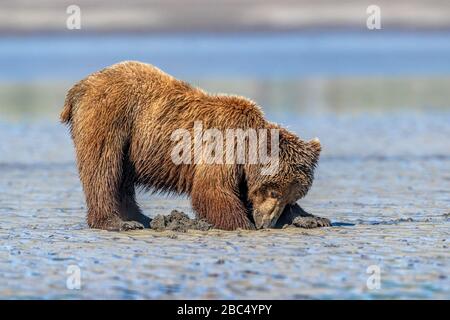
[0, 113, 449, 299]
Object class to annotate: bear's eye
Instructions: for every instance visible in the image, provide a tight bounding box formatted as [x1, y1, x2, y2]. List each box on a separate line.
[269, 191, 281, 199]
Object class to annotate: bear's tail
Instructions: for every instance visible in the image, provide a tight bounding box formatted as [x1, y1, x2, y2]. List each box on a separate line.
[60, 81, 85, 124]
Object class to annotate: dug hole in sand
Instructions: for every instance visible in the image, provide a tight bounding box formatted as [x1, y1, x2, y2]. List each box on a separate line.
[150, 205, 332, 233]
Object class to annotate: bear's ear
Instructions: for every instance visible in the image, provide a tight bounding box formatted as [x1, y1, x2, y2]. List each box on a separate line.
[308, 137, 322, 155]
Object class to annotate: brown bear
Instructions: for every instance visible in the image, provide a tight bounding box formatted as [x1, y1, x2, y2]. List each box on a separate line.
[61, 61, 321, 231]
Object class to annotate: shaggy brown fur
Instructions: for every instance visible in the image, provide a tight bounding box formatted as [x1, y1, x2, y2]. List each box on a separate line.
[61, 61, 321, 231]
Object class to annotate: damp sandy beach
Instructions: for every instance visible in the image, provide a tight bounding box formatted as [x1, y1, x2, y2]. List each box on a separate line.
[1, 112, 449, 299]
[0, 32, 449, 299]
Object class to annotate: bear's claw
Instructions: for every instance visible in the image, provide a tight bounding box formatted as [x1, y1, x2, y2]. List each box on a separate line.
[119, 221, 145, 231]
[291, 216, 332, 229]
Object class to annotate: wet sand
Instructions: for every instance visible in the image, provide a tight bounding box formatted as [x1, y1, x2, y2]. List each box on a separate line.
[0, 113, 449, 299]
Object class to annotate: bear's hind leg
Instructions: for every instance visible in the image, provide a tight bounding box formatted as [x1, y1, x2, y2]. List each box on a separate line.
[75, 129, 144, 231]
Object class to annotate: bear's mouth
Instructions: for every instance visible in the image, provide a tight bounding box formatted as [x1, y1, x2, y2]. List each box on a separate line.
[253, 204, 285, 229]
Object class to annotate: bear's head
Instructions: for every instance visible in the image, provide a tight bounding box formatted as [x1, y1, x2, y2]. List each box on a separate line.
[246, 128, 321, 229]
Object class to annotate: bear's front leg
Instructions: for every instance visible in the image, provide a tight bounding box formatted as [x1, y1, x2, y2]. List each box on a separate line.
[275, 203, 331, 228]
[191, 166, 254, 231]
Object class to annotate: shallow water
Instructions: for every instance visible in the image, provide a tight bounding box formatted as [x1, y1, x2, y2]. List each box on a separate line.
[0, 112, 449, 299]
[2, 32, 450, 80]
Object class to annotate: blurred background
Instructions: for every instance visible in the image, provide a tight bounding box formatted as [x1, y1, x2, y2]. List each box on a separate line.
[1, 0, 449, 299]
[1, 0, 450, 121]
